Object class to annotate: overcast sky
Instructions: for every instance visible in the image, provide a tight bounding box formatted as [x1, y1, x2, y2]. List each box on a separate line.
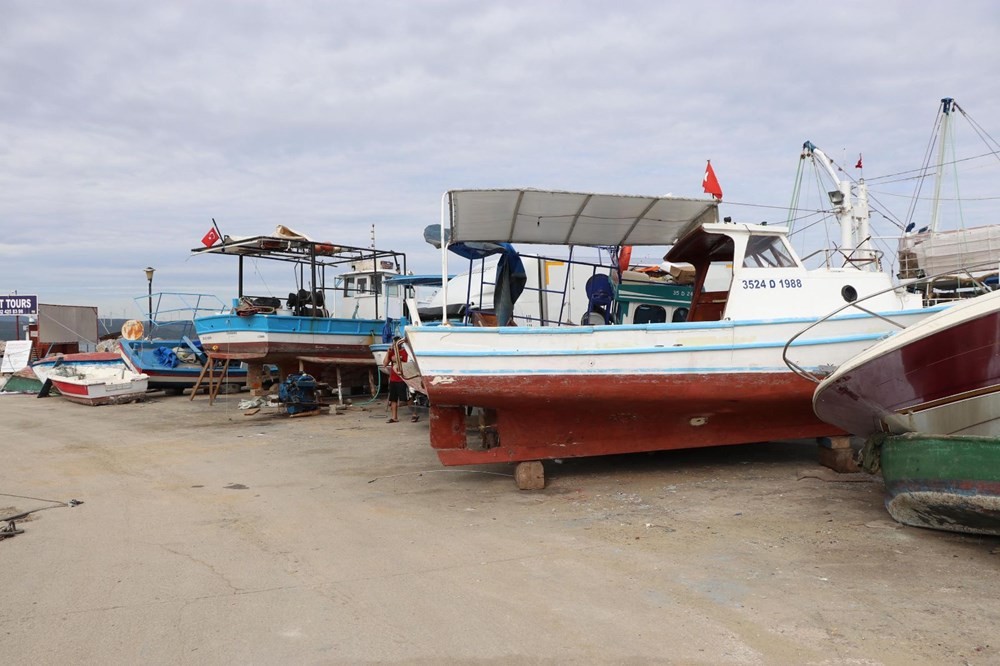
[2, 1, 999, 317]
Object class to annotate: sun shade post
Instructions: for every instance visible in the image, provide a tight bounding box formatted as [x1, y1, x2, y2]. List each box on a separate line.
[440, 191, 450, 326]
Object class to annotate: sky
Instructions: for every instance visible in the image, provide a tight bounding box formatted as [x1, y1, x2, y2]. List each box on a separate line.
[2, 0, 999, 318]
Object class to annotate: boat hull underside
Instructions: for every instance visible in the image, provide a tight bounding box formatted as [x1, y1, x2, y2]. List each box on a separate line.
[881, 434, 1000, 536]
[197, 334, 376, 365]
[427, 371, 841, 465]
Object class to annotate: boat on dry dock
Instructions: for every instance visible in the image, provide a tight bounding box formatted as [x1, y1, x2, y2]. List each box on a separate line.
[192, 226, 406, 397]
[45, 364, 149, 406]
[405, 186, 943, 482]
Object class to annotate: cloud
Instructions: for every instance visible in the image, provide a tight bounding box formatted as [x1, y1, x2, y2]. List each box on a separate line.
[0, 1, 998, 310]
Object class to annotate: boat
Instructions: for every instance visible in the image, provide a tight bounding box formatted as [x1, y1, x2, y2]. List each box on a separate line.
[45, 364, 149, 406]
[874, 432, 1000, 536]
[896, 98, 1000, 299]
[31, 351, 124, 385]
[812, 289, 1000, 438]
[192, 226, 407, 399]
[405, 186, 942, 480]
[117, 293, 249, 394]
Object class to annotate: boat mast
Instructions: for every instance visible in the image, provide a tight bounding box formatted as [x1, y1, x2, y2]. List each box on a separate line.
[801, 141, 874, 270]
[929, 97, 955, 233]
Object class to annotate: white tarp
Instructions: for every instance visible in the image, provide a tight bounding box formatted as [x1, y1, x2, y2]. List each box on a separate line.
[1, 340, 32, 373]
[447, 189, 718, 246]
[898, 225, 1000, 278]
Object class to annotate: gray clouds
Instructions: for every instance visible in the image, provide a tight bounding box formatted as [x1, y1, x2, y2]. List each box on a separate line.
[1, 1, 998, 312]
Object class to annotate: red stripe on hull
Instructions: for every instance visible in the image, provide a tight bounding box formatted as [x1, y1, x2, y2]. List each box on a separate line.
[426, 372, 842, 465]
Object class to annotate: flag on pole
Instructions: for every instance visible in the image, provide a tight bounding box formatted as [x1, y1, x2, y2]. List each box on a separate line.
[855, 154, 863, 169]
[702, 160, 723, 199]
[201, 226, 221, 247]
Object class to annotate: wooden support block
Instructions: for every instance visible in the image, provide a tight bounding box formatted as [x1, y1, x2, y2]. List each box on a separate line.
[818, 445, 860, 473]
[818, 436, 853, 450]
[514, 461, 545, 490]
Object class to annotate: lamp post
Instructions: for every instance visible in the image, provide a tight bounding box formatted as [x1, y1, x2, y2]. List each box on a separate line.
[144, 266, 155, 333]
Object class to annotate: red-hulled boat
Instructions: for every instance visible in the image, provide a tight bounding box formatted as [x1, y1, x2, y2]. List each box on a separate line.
[813, 289, 1000, 438]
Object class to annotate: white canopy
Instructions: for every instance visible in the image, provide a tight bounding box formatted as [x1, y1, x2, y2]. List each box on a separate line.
[446, 188, 718, 246]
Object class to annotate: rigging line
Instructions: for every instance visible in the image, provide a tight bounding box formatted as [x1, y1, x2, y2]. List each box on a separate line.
[717, 199, 829, 214]
[905, 105, 948, 229]
[956, 106, 1000, 160]
[864, 149, 1000, 183]
[869, 190, 1000, 202]
[248, 257, 274, 298]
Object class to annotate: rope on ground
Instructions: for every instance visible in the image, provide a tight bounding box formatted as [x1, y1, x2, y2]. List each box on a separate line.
[368, 469, 514, 483]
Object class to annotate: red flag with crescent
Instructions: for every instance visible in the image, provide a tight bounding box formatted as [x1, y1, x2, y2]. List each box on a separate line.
[703, 160, 723, 200]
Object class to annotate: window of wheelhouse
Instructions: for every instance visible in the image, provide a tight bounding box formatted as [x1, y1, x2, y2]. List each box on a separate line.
[742, 235, 796, 268]
[370, 274, 382, 296]
[356, 276, 369, 295]
[343, 276, 355, 296]
[632, 304, 666, 324]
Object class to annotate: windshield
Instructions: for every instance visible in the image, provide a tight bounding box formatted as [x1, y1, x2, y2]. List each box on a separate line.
[742, 235, 796, 268]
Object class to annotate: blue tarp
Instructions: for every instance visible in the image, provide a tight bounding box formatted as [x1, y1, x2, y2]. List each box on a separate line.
[423, 225, 526, 323]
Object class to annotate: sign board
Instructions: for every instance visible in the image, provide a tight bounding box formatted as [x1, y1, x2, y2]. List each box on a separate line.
[1, 295, 38, 315]
[0, 340, 33, 372]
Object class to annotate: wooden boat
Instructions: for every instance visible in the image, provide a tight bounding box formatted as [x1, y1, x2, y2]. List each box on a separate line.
[877, 433, 1000, 535]
[813, 289, 1000, 438]
[406, 187, 942, 477]
[46, 365, 149, 406]
[117, 293, 249, 393]
[192, 227, 407, 398]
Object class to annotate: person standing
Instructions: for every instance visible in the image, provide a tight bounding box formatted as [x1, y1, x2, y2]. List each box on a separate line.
[384, 337, 409, 423]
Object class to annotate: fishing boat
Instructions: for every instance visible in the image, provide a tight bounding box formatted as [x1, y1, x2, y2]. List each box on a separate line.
[875, 432, 1000, 536]
[117, 293, 248, 394]
[192, 226, 406, 399]
[45, 364, 149, 406]
[812, 289, 1000, 438]
[405, 186, 942, 483]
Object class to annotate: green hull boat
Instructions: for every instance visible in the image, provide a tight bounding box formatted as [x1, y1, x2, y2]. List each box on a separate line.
[874, 433, 1000, 536]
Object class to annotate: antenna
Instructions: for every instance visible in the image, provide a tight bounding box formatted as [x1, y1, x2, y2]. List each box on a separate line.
[370, 223, 376, 250]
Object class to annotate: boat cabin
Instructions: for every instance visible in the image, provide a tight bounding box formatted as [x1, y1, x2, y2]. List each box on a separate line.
[666, 221, 922, 322]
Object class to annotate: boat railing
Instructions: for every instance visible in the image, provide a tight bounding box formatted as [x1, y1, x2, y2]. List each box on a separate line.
[783, 260, 1000, 383]
[799, 246, 885, 272]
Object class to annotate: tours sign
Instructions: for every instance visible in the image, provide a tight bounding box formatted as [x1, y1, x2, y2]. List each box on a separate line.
[1, 295, 38, 315]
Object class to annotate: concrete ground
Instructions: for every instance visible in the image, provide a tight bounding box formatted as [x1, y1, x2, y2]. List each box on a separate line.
[2, 391, 999, 665]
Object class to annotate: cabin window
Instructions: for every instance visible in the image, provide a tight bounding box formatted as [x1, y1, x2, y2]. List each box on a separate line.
[356, 277, 368, 295]
[342, 276, 355, 296]
[371, 274, 382, 296]
[743, 235, 796, 268]
[632, 304, 666, 324]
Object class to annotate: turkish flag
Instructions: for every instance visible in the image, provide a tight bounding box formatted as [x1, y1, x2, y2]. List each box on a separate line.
[703, 160, 723, 199]
[201, 227, 221, 247]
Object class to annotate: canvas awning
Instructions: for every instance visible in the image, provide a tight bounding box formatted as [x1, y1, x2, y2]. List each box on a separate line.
[446, 189, 718, 247]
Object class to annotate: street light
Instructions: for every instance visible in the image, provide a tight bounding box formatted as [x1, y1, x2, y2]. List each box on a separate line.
[144, 266, 155, 333]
